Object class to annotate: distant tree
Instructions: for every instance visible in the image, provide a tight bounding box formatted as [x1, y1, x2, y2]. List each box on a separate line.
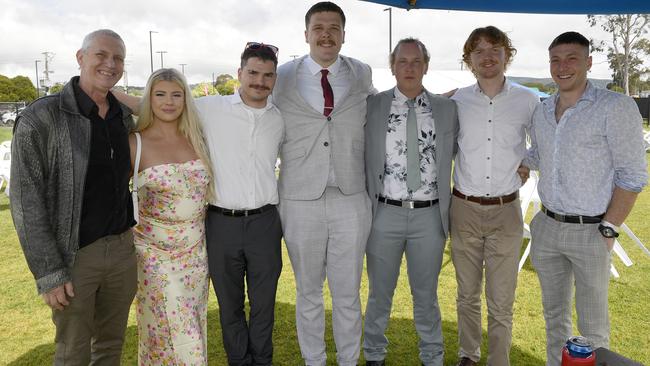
[49, 82, 65, 94]
[191, 82, 218, 98]
[11, 76, 36, 101]
[0, 74, 36, 102]
[543, 83, 557, 95]
[216, 73, 233, 86]
[606, 83, 626, 93]
[588, 14, 650, 95]
[128, 89, 143, 97]
[522, 82, 556, 95]
[216, 79, 240, 96]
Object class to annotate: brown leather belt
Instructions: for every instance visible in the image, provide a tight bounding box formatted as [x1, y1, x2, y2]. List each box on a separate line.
[452, 188, 518, 206]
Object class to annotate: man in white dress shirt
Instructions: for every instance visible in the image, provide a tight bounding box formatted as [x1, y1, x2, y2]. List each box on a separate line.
[197, 43, 284, 366]
[449, 26, 538, 366]
[271, 2, 375, 365]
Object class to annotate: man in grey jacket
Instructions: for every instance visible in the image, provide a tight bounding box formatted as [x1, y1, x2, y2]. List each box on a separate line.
[363, 38, 458, 366]
[10, 29, 137, 365]
[272, 2, 374, 365]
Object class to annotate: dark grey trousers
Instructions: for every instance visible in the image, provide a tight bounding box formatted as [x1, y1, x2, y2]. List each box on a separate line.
[206, 206, 283, 366]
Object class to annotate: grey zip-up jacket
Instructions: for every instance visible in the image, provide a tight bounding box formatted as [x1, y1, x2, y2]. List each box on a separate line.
[10, 76, 134, 294]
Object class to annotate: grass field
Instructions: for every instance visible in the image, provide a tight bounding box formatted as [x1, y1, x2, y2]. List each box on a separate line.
[0, 125, 648, 365]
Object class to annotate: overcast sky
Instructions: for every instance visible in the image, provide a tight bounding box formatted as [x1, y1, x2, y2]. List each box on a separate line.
[0, 0, 619, 89]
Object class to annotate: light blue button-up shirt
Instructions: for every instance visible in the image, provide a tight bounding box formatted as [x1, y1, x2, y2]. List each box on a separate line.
[525, 81, 647, 216]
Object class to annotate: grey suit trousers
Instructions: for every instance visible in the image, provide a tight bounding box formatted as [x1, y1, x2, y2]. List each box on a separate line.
[363, 202, 446, 366]
[280, 187, 372, 366]
[530, 212, 611, 366]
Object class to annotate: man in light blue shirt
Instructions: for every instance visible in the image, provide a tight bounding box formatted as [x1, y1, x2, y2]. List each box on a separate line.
[524, 31, 647, 366]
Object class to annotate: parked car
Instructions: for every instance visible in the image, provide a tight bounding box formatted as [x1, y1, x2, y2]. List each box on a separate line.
[2, 111, 16, 125]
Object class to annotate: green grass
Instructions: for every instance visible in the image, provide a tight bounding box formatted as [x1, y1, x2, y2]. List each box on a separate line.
[0, 126, 12, 143]
[0, 144, 648, 365]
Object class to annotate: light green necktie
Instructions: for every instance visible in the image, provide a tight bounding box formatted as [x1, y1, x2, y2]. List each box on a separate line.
[406, 99, 421, 192]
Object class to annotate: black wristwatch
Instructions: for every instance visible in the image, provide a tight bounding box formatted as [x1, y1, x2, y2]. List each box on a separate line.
[598, 224, 619, 238]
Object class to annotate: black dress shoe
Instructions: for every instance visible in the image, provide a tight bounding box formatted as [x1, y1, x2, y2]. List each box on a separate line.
[365, 361, 385, 366]
[455, 357, 478, 366]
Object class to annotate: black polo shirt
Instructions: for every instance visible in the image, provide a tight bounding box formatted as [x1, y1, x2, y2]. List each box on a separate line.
[73, 79, 134, 248]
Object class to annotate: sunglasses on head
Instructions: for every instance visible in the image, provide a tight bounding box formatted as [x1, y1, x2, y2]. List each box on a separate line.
[245, 42, 279, 56]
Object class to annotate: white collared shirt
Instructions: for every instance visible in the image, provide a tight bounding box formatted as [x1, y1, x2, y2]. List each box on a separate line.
[451, 79, 538, 197]
[297, 55, 351, 114]
[382, 88, 438, 201]
[195, 92, 284, 209]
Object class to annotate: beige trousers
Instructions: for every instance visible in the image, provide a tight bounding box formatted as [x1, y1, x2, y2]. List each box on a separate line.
[450, 195, 523, 366]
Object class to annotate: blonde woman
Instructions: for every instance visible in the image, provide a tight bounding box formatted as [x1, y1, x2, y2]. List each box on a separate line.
[130, 68, 213, 365]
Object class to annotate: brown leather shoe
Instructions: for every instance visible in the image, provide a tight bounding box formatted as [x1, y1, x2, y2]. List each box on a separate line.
[456, 357, 477, 366]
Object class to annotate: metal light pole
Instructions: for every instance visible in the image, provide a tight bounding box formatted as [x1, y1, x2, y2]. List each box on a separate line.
[149, 30, 158, 73]
[179, 63, 187, 74]
[156, 51, 167, 68]
[384, 7, 392, 55]
[34, 60, 41, 98]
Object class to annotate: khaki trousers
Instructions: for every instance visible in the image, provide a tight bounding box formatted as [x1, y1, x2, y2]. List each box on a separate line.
[52, 230, 137, 366]
[450, 195, 523, 366]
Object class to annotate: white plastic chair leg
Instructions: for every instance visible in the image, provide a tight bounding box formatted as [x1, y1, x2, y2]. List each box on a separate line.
[620, 223, 650, 257]
[518, 241, 531, 272]
[613, 240, 633, 267]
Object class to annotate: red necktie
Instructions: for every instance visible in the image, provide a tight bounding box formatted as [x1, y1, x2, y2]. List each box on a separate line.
[320, 69, 334, 117]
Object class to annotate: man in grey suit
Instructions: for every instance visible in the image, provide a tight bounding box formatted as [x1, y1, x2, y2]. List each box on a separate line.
[271, 2, 375, 366]
[363, 38, 458, 366]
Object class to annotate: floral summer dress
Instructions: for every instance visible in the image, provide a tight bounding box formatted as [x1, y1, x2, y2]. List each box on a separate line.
[133, 159, 209, 366]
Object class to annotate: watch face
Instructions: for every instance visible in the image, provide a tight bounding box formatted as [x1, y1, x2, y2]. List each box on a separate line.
[599, 224, 618, 238]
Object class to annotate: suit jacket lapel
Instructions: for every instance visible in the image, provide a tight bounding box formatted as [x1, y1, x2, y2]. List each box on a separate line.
[289, 56, 322, 116]
[378, 89, 394, 164]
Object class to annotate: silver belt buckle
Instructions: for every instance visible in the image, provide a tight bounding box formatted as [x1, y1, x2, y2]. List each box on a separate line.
[402, 200, 415, 209]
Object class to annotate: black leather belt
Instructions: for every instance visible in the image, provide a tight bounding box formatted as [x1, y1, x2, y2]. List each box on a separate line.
[208, 204, 275, 217]
[378, 196, 438, 209]
[541, 205, 603, 224]
[452, 188, 518, 205]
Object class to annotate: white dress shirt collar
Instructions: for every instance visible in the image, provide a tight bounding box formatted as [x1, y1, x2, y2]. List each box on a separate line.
[232, 90, 277, 112]
[305, 55, 342, 77]
[472, 77, 513, 97]
[393, 86, 427, 105]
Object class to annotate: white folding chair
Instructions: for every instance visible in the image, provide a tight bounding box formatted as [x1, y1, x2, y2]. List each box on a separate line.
[518, 171, 541, 272]
[0, 140, 11, 196]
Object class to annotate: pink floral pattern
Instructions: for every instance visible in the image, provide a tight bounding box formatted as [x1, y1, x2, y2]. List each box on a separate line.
[133, 159, 209, 366]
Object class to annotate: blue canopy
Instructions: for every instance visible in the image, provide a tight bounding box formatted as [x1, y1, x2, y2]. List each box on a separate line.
[359, 0, 650, 14]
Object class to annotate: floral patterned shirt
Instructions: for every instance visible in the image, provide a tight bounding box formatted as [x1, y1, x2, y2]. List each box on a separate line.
[382, 88, 438, 201]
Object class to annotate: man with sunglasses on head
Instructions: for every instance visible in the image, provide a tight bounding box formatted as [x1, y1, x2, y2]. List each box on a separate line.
[272, 2, 375, 366]
[115, 42, 284, 366]
[197, 42, 284, 366]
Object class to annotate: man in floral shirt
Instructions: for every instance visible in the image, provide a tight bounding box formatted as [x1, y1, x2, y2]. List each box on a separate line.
[363, 38, 458, 366]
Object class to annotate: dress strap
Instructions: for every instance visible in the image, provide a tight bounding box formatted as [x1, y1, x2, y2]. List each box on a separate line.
[132, 132, 142, 224]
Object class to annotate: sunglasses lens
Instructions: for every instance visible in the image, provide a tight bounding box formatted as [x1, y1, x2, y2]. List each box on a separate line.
[245, 42, 278, 56]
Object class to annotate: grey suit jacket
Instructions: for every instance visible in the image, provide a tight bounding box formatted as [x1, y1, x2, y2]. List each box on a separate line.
[273, 55, 374, 200]
[364, 88, 458, 237]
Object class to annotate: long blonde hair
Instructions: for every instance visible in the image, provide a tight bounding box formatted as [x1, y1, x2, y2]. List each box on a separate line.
[136, 68, 215, 200]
